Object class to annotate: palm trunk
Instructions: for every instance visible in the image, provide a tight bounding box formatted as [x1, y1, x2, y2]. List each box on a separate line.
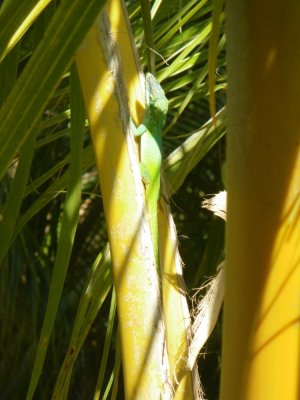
[221, 1, 300, 398]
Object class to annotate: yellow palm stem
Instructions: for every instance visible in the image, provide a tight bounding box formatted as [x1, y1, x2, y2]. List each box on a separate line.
[221, 1, 300, 399]
[75, 2, 169, 397]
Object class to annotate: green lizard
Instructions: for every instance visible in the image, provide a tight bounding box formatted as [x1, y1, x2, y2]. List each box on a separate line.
[134, 73, 168, 271]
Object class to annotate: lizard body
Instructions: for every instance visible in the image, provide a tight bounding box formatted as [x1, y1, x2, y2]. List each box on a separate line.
[134, 73, 168, 270]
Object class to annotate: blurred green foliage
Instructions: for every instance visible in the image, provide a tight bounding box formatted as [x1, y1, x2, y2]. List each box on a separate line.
[0, 0, 226, 398]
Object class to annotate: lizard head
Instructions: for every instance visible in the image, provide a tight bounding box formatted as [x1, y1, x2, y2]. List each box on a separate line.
[145, 73, 168, 123]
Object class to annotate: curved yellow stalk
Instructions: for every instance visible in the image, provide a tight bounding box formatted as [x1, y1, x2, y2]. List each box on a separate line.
[221, 1, 300, 399]
[75, 8, 169, 400]
[76, 1, 200, 398]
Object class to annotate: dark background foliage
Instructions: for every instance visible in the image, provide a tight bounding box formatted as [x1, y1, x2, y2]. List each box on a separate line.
[0, 0, 226, 398]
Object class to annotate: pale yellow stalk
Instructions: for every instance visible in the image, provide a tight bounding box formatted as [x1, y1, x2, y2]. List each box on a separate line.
[159, 177, 202, 399]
